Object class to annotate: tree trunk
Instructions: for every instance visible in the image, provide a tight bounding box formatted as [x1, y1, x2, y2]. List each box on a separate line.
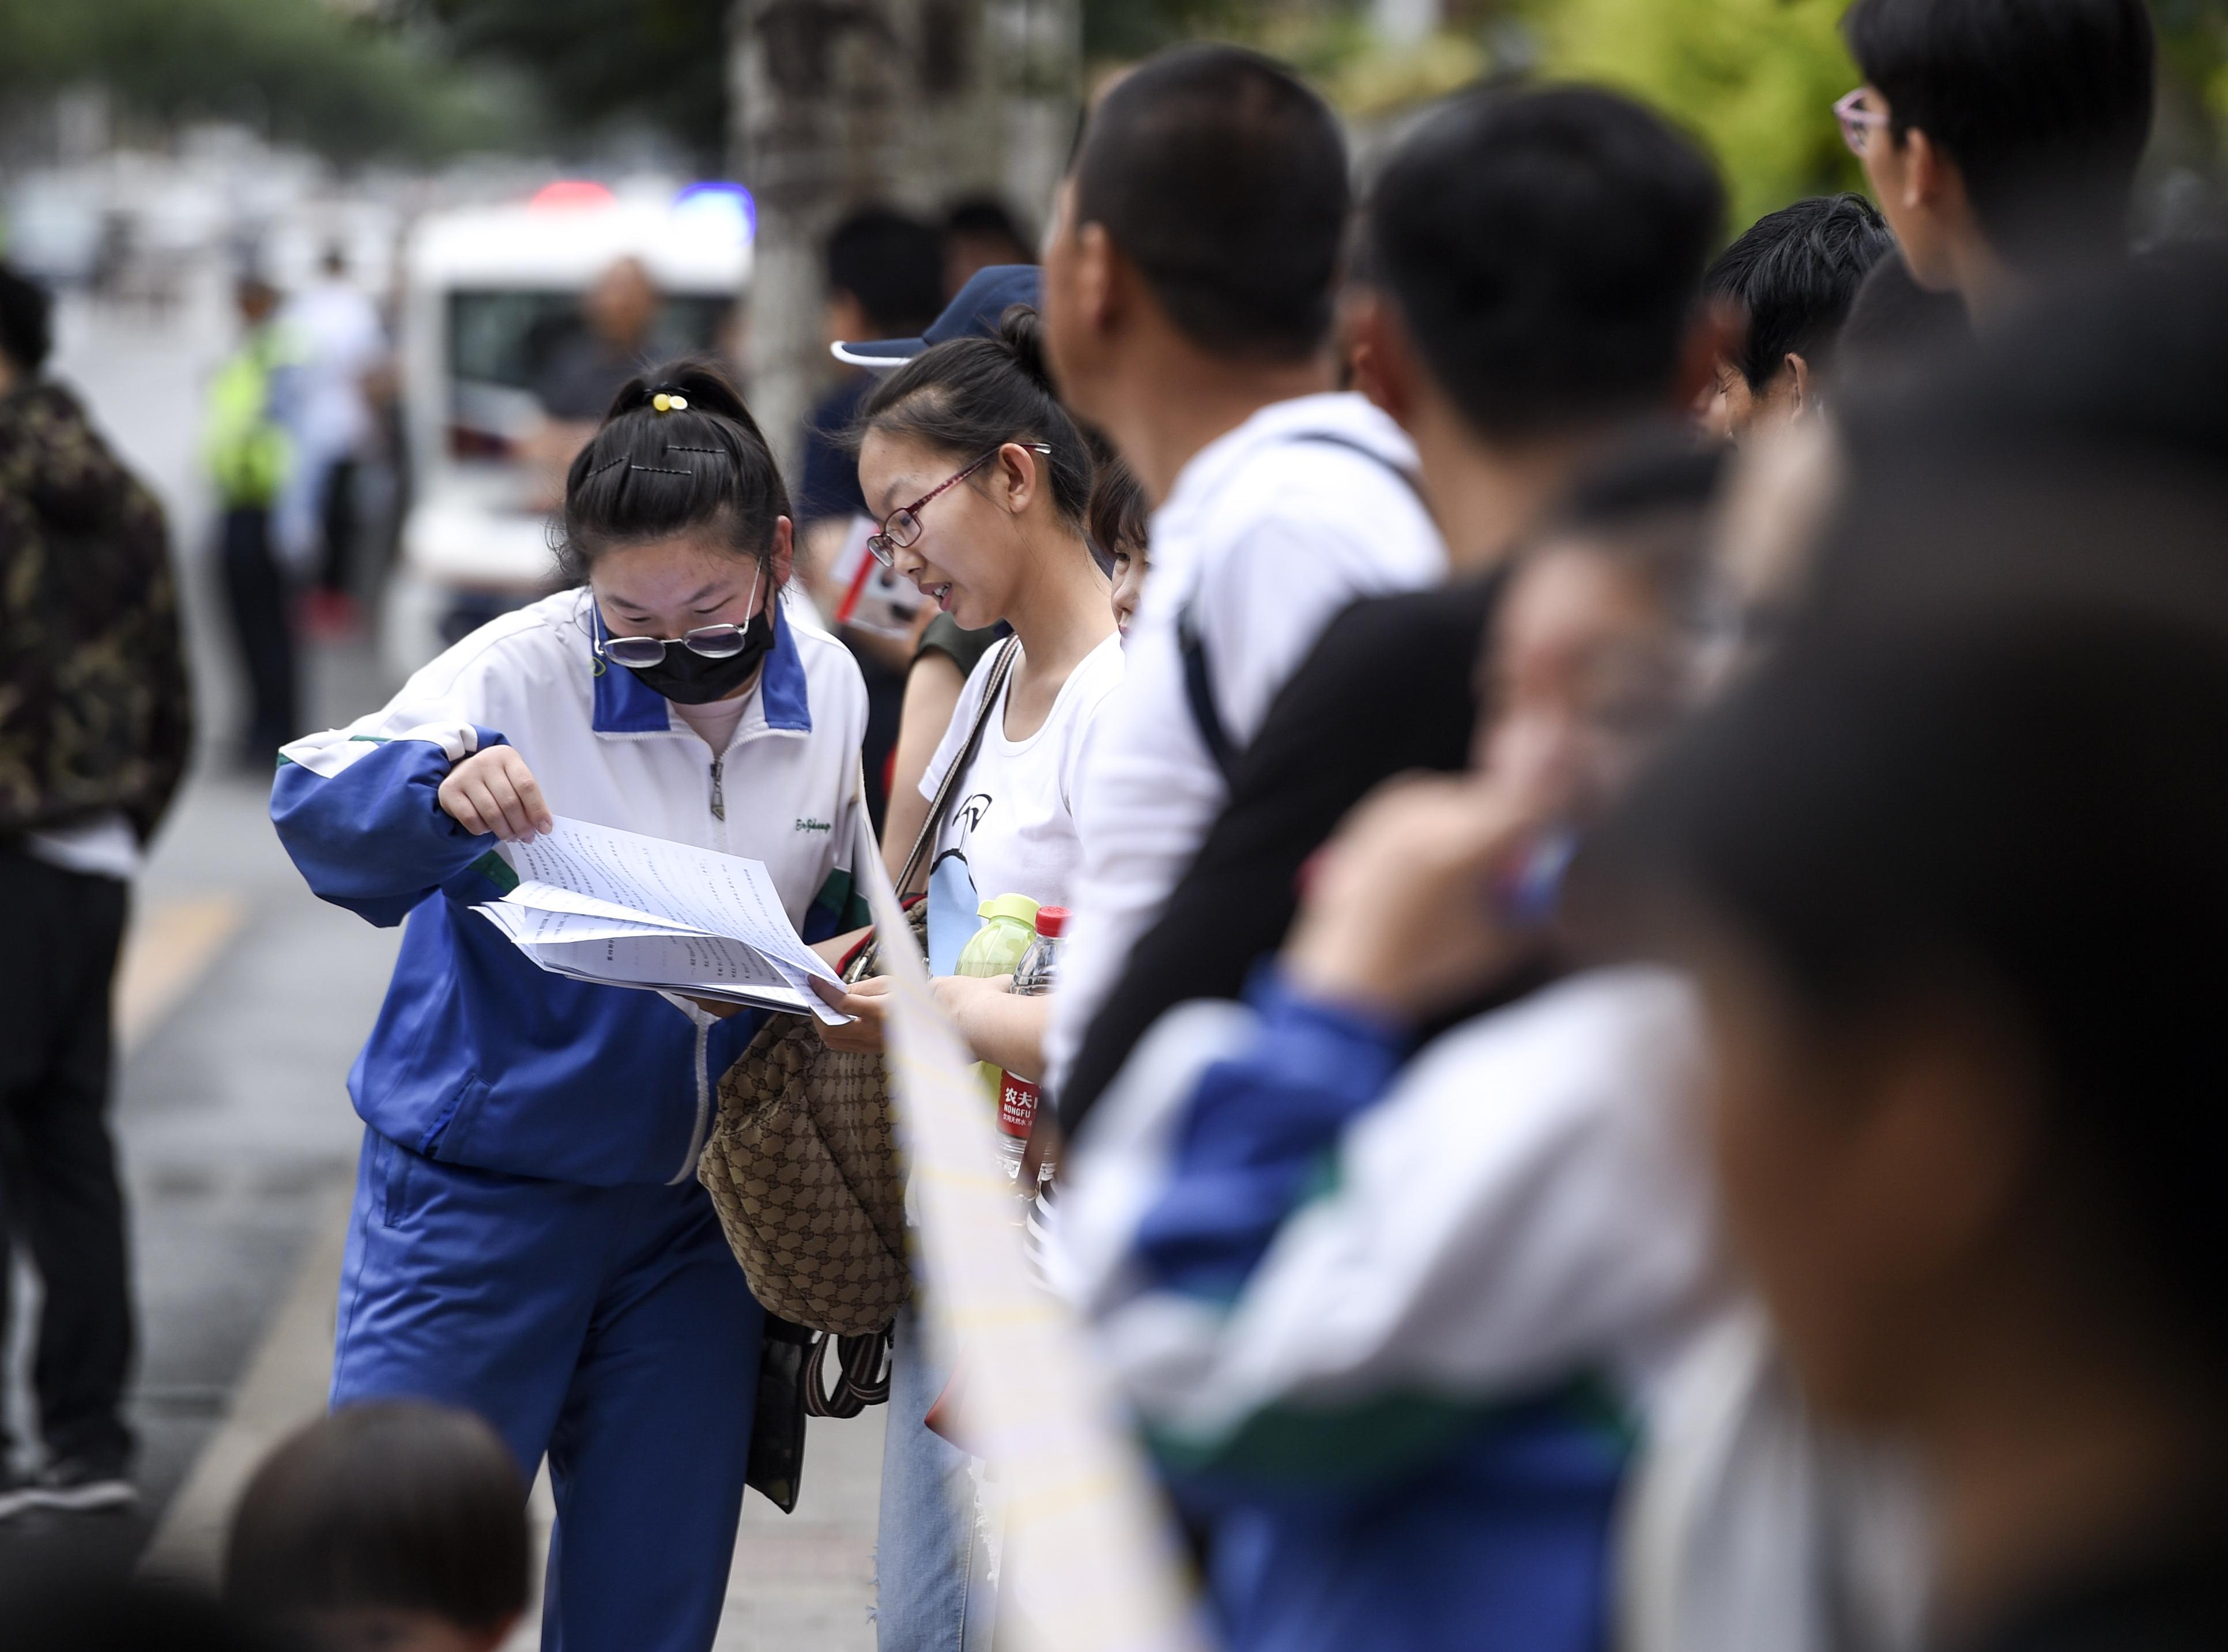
[728, 0, 1077, 479]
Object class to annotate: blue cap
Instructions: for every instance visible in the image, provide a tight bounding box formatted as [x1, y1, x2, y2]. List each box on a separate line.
[830, 265, 1042, 370]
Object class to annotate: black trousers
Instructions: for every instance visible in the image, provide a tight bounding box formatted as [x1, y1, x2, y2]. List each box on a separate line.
[0, 848, 135, 1472]
[317, 457, 359, 597]
[219, 505, 298, 761]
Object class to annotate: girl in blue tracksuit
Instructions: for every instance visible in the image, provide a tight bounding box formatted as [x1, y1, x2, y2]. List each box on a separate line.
[270, 361, 870, 1652]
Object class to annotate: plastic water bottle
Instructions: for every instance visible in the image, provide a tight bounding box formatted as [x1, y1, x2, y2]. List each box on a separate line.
[955, 893, 1039, 1099]
[997, 906, 1066, 1193]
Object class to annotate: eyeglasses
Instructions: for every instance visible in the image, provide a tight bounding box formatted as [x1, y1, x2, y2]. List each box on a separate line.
[1834, 89, 1891, 157]
[866, 444, 1054, 568]
[595, 569, 763, 668]
[600, 624, 754, 669]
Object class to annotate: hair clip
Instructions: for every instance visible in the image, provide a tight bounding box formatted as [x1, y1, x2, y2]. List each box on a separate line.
[651, 392, 689, 414]
[630, 463, 689, 475]
[664, 445, 723, 455]
[585, 455, 627, 478]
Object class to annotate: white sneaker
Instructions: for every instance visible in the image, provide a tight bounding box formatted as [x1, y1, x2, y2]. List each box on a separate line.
[0, 1472, 44, 1521]
[21, 1459, 138, 1515]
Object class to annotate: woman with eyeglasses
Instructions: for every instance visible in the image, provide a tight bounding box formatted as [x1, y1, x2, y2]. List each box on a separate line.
[816, 306, 1121, 1055]
[269, 360, 870, 1652]
[809, 305, 1121, 1652]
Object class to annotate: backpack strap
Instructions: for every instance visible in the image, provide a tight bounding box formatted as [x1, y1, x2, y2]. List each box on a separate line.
[1178, 598, 1240, 785]
[1174, 432, 1430, 784]
[895, 636, 1022, 899]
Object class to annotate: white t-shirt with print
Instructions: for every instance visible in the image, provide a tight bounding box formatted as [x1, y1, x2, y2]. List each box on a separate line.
[919, 633, 1125, 976]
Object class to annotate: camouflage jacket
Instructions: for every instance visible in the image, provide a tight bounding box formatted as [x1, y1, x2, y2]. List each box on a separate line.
[0, 380, 193, 844]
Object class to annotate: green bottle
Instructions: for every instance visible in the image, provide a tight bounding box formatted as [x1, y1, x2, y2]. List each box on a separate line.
[955, 894, 1039, 1099]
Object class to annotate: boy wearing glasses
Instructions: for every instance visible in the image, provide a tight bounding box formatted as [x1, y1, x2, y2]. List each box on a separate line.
[1834, 0, 2154, 328]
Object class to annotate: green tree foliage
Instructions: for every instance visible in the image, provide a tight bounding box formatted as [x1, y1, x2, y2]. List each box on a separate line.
[401, 0, 728, 167]
[1533, 0, 1860, 230]
[0, 0, 511, 161]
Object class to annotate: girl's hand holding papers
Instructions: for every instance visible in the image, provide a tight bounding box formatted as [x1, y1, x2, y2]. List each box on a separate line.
[439, 747, 555, 842]
[812, 975, 892, 1053]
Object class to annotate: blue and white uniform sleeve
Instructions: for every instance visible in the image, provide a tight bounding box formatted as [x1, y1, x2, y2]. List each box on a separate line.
[270, 666, 510, 927]
[1050, 967, 1720, 1495]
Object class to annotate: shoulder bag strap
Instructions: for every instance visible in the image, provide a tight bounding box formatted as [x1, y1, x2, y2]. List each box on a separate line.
[1177, 599, 1239, 785]
[1173, 431, 1431, 787]
[895, 636, 1021, 899]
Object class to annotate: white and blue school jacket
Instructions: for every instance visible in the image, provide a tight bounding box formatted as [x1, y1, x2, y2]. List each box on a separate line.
[271, 587, 872, 1187]
[1051, 965, 1726, 1652]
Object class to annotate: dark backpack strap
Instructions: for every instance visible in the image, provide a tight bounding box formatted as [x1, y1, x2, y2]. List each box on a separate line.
[1287, 431, 1431, 514]
[1173, 432, 1428, 784]
[1177, 598, 1240, 784]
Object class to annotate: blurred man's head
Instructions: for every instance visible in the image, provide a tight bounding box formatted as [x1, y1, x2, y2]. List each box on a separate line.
[0, 263, 54, 389]
[1042, 44, 1348, 425]
[1839, 0, 2154, 308]
[225, 1402, 529, 1652]
[1346, 86, 1723, 558]
[585, 258, 659, 350]
[1479, 440, 1725, 822]
[233, 274, 281, 329]
[943, 196, 1035, 297]
[1830, 251, 1974, 398]
[824, 207, 945, 346]
[1600, 248, 2228, 1477]
[1701, 194, 1894, 442]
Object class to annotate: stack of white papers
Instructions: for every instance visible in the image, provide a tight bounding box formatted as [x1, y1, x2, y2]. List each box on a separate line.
[476, 816, 852, 1023]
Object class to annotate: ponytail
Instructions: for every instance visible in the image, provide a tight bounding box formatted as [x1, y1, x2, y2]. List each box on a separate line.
[556, 356, 791, 585]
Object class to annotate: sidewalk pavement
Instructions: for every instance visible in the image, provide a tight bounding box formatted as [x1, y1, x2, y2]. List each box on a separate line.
[142, 1194, 884, 1652]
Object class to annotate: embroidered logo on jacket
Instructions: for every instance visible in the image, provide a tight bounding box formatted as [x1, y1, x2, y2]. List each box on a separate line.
[794, 817, 833, 833]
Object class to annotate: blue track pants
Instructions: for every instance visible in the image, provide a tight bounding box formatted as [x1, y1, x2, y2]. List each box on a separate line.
[331, 1127, 764, 1652]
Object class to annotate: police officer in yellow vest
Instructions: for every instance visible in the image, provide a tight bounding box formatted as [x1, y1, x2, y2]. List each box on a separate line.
[205, 273, 300, 764]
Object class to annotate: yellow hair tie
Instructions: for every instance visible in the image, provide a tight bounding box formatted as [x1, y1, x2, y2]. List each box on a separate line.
[651, 391, 689, 414]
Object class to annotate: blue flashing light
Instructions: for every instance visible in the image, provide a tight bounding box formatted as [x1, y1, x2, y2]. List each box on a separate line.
[673, 182, 756, 244]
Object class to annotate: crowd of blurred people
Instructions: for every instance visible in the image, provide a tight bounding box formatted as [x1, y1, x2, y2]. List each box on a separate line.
[7, 0, 2228, 1648]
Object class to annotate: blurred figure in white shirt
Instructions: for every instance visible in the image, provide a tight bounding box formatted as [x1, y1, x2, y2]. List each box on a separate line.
[1038, 44, 1446, 1101]
[280, 244, 386, 638]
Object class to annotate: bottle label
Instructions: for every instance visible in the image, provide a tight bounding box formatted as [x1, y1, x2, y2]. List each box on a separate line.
[998, 1073, 1039, 1138]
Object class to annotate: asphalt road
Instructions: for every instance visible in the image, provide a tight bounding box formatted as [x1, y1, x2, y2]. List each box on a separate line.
[0, 270, 403, 1583]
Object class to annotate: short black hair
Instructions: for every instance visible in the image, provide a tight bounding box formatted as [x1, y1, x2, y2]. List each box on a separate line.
[1705, 194, 1894, 391]
[1088, 452, 1149, 560]
[1364, 85, 1724, 443]
[1842, 0, 2155, 262]
[5, 1577, 285, 1652]
[224, 1401, 530, 1634]
[825, 207, 946, 335]
[0, 263, 54, 376]
[558, 356, 791, 583]
[1072, 44, 1349, 363]
[1832, 252, 1974, 395]
[1535, 433, 1728, 627]
[1835, 240, 2228, 502]
[944, 195, 1034, 257]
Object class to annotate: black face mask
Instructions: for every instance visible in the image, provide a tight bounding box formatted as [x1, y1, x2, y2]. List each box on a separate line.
[623, 610, 775, 705]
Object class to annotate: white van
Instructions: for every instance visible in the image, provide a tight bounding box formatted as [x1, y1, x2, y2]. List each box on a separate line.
[384, 186, 753, 680]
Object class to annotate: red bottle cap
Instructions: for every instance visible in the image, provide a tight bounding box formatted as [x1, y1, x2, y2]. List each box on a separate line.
[1035, 906, 1069, 938]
